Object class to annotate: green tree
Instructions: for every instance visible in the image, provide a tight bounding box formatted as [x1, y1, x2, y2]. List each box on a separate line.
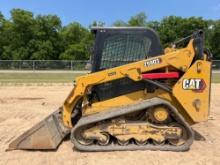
[1, 9, 35, 60]
[0, 9, 219, 60]
[204, 20, 215, 50]
[0, 12, 4, 58]
[128, 12, 147, 26]
[30, 15, 62, 60]
[89, 21, 105, 28]
[60, 22, 94, 60]
[156, 16, 208, 47]
[113, 20, 127, 27]
[209, 20, 220, 59]
[147, 21, 160, 31]
[0, 11, 4, 22]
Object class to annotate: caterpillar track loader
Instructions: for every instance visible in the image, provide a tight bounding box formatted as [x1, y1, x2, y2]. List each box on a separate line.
[8, 27, 212, 152]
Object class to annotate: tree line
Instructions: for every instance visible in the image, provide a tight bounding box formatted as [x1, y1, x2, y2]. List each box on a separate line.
[0, 9, 220, 60]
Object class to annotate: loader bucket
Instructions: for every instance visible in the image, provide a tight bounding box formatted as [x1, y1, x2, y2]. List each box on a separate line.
[7, 109, 70, 151]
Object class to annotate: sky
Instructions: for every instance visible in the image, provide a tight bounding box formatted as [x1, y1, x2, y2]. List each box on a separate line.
[0, 0, 220, 27]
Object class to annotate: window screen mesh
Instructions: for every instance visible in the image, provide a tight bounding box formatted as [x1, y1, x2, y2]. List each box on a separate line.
[100, 34, 151, 69]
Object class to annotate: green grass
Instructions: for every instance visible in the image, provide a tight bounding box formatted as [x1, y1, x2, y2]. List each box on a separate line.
[212, 73, 220, 83]
[0, 72, 85, 83]
[0, 71, 219, 84]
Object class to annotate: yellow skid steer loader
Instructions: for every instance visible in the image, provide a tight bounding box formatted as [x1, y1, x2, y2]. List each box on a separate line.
[8, 27, 212, 152]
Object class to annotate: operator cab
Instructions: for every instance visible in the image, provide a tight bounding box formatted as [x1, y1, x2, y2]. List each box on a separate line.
[89, 27, 164, 101]
[90, 27, 164, 72]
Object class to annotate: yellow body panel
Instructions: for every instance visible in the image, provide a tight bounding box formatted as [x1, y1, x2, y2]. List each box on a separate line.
[82, 89, 194, 124]
[62, 39, 210, 128]
[173, 60, 212, 122]
[82, 90, 169, 115]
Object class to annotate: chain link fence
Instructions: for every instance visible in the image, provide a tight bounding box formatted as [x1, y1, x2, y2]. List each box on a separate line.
[212, 60, 220, 70]
[0, 60, 219, 71]
[0, 60, 88, 70]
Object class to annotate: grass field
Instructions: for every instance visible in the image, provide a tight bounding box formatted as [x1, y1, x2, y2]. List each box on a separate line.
[213, 73, 220, 83]
[0, 71, 219, 83]
[0, 71, 85, 83]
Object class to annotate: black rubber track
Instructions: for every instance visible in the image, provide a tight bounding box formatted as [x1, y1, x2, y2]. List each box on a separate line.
[71, 97, 194, 152]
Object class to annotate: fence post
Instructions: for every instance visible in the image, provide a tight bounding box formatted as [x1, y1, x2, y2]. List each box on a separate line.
[71, 61, 73, 70]
[33, 61, 35, 70]
[19, 60, 21, 70]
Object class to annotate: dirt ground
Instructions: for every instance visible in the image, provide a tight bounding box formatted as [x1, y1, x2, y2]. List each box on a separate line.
[0, 84, 220, 165]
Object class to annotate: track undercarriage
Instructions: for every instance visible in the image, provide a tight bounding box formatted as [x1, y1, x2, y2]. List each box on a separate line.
[71, 98, 194, 151]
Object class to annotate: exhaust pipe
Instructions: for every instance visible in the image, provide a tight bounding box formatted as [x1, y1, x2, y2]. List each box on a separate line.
[7, 108, 70, 151]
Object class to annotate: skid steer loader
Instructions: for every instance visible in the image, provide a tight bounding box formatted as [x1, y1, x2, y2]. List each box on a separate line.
[8, 27, 212, 152]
